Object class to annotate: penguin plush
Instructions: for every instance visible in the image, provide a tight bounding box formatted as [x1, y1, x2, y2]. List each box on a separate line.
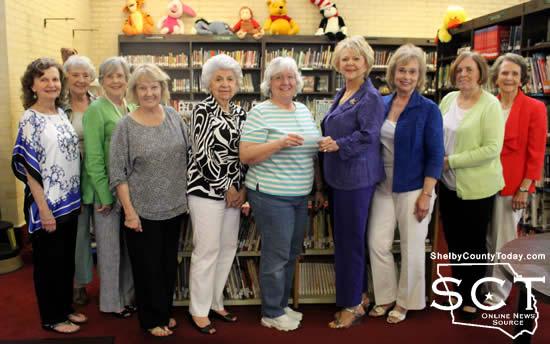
[310, 0, 347, 41]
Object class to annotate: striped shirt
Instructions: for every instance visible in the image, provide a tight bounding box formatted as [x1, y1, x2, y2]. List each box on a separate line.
[241, 100, 320, 196]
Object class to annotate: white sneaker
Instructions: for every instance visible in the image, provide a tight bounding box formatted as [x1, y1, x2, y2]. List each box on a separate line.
[261, 314, 300, 331]
[284, 307, 303, 321]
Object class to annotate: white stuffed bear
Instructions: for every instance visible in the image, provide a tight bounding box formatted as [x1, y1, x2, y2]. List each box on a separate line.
[158, 0, 196, 34]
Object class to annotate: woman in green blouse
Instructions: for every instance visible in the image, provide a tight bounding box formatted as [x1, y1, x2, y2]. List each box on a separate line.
[83, 56, 136, 317]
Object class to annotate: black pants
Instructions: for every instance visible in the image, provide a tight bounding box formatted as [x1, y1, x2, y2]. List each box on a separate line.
[125, 214, 183, 330]
[31, 216, 78, 326]
[439, 184, 495, 307]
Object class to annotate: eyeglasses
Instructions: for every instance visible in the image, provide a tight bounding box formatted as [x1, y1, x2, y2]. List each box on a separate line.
[271, 74, 296, 82]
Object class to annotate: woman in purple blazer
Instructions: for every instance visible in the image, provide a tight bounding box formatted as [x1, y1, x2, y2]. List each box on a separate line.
[319, 36, 385, 329]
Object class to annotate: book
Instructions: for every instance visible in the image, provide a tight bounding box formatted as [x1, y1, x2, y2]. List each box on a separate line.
[303, 76, 315, 93]
[316, 75, 329, 93]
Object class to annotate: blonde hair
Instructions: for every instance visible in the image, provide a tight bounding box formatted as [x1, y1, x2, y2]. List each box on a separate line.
[332, 36, 375, 77]
[127, 63, 171, 105]
[386, 44, 427, 92]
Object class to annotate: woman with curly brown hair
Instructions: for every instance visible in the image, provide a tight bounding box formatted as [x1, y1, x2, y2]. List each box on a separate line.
[12, 57, 87, 334]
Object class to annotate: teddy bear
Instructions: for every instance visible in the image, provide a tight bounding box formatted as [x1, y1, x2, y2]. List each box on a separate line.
[310, 0, 347, 41]
[232, 6, 265, 39]
[158, 0, 196, 34]
[437, 5, 467, 43]
[193, 18, 233, 35]
[263, 0, 299, 35]
[122, 0, 154, 35]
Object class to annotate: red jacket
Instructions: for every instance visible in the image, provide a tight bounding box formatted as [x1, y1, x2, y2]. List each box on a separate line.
[499, 90, 547, 196]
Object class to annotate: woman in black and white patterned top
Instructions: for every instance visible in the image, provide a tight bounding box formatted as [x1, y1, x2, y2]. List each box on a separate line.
[187, 54, 247, 335]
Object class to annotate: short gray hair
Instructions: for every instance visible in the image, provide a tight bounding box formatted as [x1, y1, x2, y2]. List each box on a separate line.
[386, 44, 427, 92]
[260, 56, 304, 97]
[332, 36, 375, 77]
[98, 56, 130, 84]
[63, 55, 97, 81]
[127, 63, 171, 105]
[490, 53, 529, 87]
[201, 54, 243, 93]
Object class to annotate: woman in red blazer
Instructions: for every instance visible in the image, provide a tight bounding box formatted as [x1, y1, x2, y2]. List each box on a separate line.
[486, 53, 547, 305]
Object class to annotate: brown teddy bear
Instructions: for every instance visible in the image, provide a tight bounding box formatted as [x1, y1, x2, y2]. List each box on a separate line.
[232, 6, 265, 39]
[263, 0, 299, 35]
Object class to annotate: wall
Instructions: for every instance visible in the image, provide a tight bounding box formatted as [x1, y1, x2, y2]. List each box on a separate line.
[0, 0, 527, 225]
[88, 0, 525, 66]
[2, 0, 91, 225]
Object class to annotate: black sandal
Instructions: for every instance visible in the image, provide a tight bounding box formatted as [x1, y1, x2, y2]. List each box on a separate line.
[210, 310, 237, 323]
[188, 314, 216, 335]
[103, 308, 132, 319]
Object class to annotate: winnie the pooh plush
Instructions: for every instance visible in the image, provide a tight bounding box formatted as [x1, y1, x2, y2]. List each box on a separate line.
[263, 0, 299, 35]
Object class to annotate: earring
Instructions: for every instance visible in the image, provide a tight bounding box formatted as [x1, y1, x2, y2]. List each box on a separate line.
[32, 92, 37, 100]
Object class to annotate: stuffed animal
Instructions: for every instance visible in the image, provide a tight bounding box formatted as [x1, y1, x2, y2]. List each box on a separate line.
[193, 18, 233, 35]
[437, 5, 467, 43]
[310, 0, 347, 41]
[263, 0, 299, 35]
[60, 48, 78, 63]
[232, 6, 265, 39]
[122, 0, 154, 35]
[158, 0, 196, 34]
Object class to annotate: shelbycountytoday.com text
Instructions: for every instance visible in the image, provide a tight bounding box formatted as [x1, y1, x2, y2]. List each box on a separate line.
[430, 251, 547, 263]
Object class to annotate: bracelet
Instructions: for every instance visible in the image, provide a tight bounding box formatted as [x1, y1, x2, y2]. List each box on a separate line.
[422, 191, 432, 197]
[519, 187, 529, 193]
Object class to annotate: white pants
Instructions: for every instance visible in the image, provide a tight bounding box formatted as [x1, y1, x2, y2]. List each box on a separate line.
[188, 195, 240, 317]
[485, 194, 523, 303]
[368, 176, 435, 310]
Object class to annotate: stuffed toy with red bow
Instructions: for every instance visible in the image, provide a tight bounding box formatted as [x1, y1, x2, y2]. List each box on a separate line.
[263, 0, 299, 35]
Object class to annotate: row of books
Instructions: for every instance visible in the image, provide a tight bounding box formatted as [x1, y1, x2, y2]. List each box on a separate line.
[191, 49, 260, 68]
[171, 78, 191, 93]
[298, 262, 335, 297]
[473, 25, 522, 59]
[305, 98, 333, 129]
[238, 216, 260, 252]
[169, 99, 259, 119]
[265, 47, 333, 69]
[524, 54, 550, 95]
[123, 53, 189, 68]
[304, 209, 334, 250]
[174, 257, 261, 301]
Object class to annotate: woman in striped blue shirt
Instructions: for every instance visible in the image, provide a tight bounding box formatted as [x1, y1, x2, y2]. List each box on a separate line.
[240, 57, 323, 332]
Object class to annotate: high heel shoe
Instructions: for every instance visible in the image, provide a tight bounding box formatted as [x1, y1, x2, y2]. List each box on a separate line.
[210, 310, 237, 323]
[188, 313, 216, 335]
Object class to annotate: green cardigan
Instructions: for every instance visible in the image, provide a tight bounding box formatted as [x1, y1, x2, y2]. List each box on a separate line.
[82, 97, 136, 205]
[439, 90, 505, 200]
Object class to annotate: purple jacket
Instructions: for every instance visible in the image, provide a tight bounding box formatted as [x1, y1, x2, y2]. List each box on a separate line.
[321, 78, 385, 190]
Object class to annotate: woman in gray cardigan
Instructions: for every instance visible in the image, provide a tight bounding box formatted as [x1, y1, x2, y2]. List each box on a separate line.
[109, 64, 188, 337]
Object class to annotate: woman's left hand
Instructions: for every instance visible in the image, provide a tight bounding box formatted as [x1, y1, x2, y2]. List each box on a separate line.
[443, 156, 450, 172]
[318, 136, 339, 153]
[414, 193, 431, 222]
[314, 191, 325, 210]
[233, 188, 247, 208]
[512, 190, 529, 211]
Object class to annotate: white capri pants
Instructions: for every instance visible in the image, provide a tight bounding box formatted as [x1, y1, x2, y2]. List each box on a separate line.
[485, 194, 523, 304]
[368, 177, 435, 310]
[188, 195, 240, 317]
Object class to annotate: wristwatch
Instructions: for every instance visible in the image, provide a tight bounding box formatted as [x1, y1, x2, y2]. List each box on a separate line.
[519, 187, 529, 193]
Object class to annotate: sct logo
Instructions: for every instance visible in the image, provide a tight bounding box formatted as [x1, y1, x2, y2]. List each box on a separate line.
[431, 276, 545, 311]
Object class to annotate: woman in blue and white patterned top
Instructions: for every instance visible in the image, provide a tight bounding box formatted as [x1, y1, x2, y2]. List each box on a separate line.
[12, 57, 86, 334]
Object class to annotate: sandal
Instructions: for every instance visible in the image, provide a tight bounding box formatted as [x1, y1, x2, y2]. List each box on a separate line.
[103, 308, 132, 319]
[42, 321, 80, 334]
[211, 310, 237, 323]
[368, 302, 395, 318]
[125, 305, 137, 313]
[460, 306, 478, 321]
[387, 307, 407, 324]
[147, 326, 172, 337]
[67, 312, 88, 324]
[328, 305, 365, 329]
[168, 318, 177, 330]
[188, 314, 216, 335]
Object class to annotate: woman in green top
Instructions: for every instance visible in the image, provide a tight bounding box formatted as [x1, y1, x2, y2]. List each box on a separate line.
[83, 57, 136, 317]
[438, 51, 504, 320]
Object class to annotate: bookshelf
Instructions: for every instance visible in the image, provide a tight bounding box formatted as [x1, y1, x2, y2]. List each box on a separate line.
[118, 34, 439, 306]
[435, 0, 550, 233]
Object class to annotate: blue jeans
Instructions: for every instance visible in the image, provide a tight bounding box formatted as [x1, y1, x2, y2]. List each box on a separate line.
[247, 189, 308, 318]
